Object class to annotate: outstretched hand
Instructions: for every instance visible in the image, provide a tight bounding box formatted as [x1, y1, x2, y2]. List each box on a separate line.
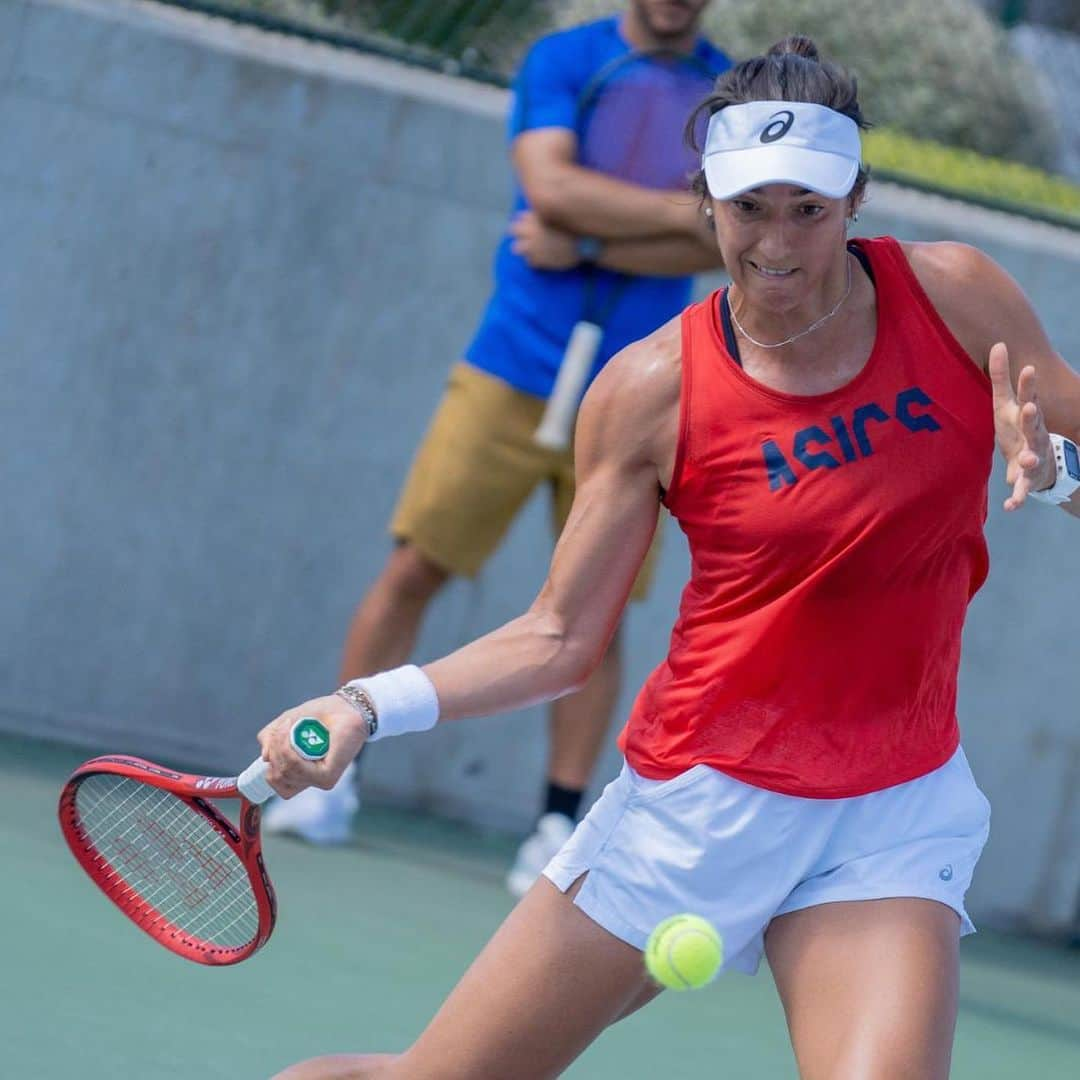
[988, 342, 1055, 511]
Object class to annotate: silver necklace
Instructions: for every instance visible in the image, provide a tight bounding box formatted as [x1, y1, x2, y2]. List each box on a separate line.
[729, 256, 853, 350]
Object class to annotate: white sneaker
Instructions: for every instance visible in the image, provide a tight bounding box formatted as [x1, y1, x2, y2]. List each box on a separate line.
[505, 812, 575, 899]
[261, 762, 358, 846]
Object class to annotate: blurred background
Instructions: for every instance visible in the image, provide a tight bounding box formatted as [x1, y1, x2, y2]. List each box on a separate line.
[146, 0, 1080, 220]
[1, 1, 1079, 1074]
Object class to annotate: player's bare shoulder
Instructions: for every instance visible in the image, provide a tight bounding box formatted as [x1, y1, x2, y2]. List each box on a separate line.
[578, 316, 682, 457]
[902, 240, 993, 295]
[574, 315, 682, 477]
[586, 314, 683, 416]
[902, 240, 1020, 372]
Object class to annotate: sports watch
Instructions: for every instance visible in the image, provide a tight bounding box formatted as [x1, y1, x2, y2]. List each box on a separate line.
[1029, 433, 1080, 505]
[576, 235, 603, 265]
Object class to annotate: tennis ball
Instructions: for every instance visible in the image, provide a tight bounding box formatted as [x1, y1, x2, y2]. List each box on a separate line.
[644, 913, 723, 991]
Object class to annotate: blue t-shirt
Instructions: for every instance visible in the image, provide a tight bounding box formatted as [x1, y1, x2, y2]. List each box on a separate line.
[464, 18, 731, 399]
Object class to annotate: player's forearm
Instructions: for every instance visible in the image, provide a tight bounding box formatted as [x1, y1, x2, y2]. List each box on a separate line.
[528, 162, 703, 241]
[596, 232, 725, 276]
[421, 609, 598, 722]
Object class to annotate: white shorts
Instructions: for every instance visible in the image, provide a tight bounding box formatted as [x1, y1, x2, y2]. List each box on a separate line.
[543, 747, 991, 975]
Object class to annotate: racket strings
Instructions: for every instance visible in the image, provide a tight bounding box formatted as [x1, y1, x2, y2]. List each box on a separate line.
[575, 57, 716, 326]
[581, 60, 715, 190]
[75, 775, 258, 949]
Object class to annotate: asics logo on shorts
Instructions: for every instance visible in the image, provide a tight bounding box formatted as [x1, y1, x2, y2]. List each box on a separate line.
[761, 386, 942, 491]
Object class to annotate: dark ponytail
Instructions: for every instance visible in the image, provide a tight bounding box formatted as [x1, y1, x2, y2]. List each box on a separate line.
[769, 34, 821, 63]
[688, 36, 870, 204]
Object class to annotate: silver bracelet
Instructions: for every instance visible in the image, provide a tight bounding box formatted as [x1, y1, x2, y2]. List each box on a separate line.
[335, 683, 378, 738]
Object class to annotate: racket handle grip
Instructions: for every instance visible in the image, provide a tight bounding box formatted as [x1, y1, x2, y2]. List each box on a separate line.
[239, 718, 332, 803]
[238, 758, 275, 804]
[534, 321, 603, 451]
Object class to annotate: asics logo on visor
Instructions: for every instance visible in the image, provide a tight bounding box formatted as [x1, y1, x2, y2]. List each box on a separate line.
[760, 110, 795, 144]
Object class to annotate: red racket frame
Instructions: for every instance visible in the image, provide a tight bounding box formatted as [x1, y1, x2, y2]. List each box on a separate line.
[58, 754, 276, 965]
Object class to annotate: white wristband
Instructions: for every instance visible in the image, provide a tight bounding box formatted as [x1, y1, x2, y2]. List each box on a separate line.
[346, 665, 439, 742]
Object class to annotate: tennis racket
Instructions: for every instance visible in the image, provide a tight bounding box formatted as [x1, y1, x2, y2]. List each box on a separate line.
[57, 716, 330, 965]
[534, 49, 718, 450]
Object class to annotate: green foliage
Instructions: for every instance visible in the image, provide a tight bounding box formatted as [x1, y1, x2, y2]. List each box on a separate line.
[340, 0, 548, 73]
[203, 0, 551, 75]
[864, 128, 1080, 224]
[556, 0, 1058, 170]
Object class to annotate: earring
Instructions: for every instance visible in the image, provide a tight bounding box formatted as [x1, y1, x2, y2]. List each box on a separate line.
[704, 206, 713, 217]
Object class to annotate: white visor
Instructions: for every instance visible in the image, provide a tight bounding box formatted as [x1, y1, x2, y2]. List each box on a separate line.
[703, 101, 861, 200]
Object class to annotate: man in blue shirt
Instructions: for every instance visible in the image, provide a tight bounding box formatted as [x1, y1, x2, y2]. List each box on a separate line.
[265, 1, 728, 893]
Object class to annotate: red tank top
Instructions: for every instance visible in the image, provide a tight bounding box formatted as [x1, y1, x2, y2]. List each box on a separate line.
[619, 237, 994, 797]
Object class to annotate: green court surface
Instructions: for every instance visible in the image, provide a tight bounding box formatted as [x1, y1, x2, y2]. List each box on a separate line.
[6, 734, 1080, 1079]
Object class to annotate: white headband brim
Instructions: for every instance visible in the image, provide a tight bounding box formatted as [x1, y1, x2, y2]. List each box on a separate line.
[703, 101, 862, 200]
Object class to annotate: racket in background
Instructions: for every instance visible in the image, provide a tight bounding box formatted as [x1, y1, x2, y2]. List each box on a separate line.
[57, 717, 328, 965]
[534, 50, 718, 450]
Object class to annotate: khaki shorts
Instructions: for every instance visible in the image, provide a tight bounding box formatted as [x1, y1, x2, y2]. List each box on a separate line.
[391, 362, 661, 600]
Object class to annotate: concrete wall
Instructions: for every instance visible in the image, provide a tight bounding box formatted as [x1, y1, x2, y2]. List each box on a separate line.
[3, 0, 1079, 930]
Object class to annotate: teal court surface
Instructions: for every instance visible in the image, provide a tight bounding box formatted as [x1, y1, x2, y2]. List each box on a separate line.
[5, 733, 1080, 1078]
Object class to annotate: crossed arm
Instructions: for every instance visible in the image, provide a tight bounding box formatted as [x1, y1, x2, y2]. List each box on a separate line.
[510, 127, 722, 276]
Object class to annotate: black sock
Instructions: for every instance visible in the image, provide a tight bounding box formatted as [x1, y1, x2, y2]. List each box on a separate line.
[544, 782, 583, 822]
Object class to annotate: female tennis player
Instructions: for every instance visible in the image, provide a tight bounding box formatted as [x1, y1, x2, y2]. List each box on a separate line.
[261, 37, 1080, 1079]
